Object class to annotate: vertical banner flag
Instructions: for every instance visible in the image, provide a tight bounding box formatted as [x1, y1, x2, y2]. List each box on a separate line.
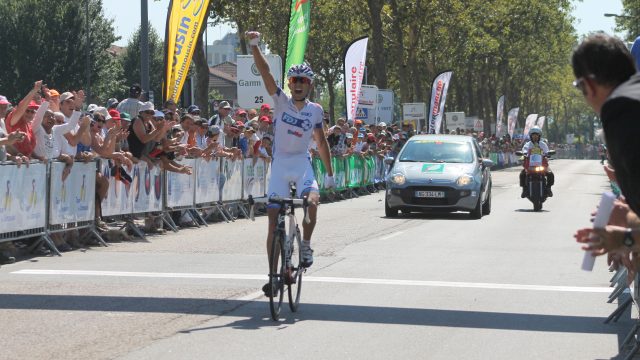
[427, 71, 453, 134]
[523, 114, 538, 137]
[344, 36, 369, 123]
[536, 116, 546, 129]
[283, 0, 311, 90]
[163, 0, 212, 102]
[496, 95, 505, 138]
[507, 107, 519, 138]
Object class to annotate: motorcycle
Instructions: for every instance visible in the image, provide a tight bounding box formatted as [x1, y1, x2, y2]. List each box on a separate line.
[515, 149, 556, 211]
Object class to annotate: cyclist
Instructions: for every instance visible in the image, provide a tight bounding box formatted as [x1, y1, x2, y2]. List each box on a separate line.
[519, 126, 554, 198]
[245, 31, 335, 296]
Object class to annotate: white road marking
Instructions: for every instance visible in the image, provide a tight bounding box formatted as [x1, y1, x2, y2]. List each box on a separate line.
[380, 231, 404, 240]
[12, 269, 611, 293]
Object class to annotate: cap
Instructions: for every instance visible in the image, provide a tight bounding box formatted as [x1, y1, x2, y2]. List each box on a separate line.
[259, 115, 272, 124]
[378, 122, 386, 127]
[345, 133, 354, 139]
[93, 106, 112, 120]
[119, 112, 132, 122]
[260, 104, 271, 111]
[49, 89, 60, 97]
[236, 109, 247, 116]
[106, 98, 118, 109]
[357, 133, 364, 138]
[139, 102, 154, 113]
[86, 104, 98, 113]
[27, 101, 39, 109]
[108, 109, 121, 121]
[367, 134, 376, 141]
[218, 101, 231, 109]
[59, 92, 74, 103]
[355, 119, 363, 125]
[0, 95, 10, 105]
[153, 110, 165, 118]
[208, 125, 221, 135]
[187, 105, 200, 113]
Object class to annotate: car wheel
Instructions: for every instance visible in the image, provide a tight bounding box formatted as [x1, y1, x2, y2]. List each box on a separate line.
[385, 199, 398, 217]
[469, 197, 483, 219]
[482, 187, 491, 215]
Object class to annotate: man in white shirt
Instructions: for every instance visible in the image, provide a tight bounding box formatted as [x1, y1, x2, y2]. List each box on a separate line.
[117, 84, 144, 117]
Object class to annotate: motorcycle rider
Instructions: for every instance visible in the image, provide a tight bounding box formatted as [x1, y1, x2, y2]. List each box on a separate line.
[520, 126, 554, 198]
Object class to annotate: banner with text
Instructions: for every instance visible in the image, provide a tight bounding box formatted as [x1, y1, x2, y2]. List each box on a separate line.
[536, 116, 546, 130]
[163, 0, 211, 102]
[133, 162, 163, 214]
[507, 107, 519, 138]
[237, 55, 283, 109]
[376, 89, 394, 124]
[496, 95, 505, 138]
[220, 158, 243, 202]
[166, 158, 196, 208]
[523, 114, 538, 137]
[195, 158, 220, 205]
[428, 70, 453, 134]
[402, 103, 426, 133]
[0, 163, 47, 233]
[284, 0, 311, 93]
[355, 84, 378, 125]
[344, 36, 369, 123]
[49, 162, 95, 225]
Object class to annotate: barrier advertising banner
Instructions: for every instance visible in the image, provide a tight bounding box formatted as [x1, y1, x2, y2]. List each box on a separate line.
[133, 161, 163, 214]
[163, 0, 211, 102]
[100, 160, 133, 217]
[402, 103, 426, 133]
[243, 158, 266, 199]
[166, 158, 196, 208]
[0, 163, 47, 232]
[195, 158, 220, 205]
[220, 158, 243, 202]
[428, 70, 453, 134]
[237, 54, 283, 109]
[344, 36, 369, 123]
[355, 84, 378, 125]
[507, 107, 519, 138]
[284, 0, 311, 91]
[496, 95, 505, 138]
[523, 114, 538, 137]
[376, 89, 394, 124]
[49, 162, 95, 225]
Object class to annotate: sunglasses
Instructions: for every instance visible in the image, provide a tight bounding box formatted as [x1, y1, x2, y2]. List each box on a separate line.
[572, 75, 595, 95]
[143, 110, 155, 115]
[26, 109, 37, 114]
[288, 77, 311, 85]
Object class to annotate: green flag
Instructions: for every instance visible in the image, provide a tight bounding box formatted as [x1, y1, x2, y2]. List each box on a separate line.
[284, 0, 311, 89]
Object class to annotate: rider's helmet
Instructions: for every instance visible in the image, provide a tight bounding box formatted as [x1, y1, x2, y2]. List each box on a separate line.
[529, 126, 542, 138]
[287, 64, 315, 82]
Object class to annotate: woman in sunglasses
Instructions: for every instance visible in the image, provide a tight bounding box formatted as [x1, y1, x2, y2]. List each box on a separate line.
[246, 31, 336, 296]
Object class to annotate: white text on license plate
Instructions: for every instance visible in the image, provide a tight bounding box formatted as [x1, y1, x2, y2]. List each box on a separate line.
[415, 191, 445, 198]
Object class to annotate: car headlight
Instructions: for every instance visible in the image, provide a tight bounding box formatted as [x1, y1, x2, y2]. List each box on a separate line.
[389, 173, 406, 185]
[456, 174, 474, 186]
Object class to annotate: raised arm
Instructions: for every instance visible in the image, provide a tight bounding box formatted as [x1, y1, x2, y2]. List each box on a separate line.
[32, 100, 49, 130]
[246, 31, 277, 96]
[10, 80, 42, 127]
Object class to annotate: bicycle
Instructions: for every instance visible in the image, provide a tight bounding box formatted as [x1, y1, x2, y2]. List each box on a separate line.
[248, 182, 311, 321]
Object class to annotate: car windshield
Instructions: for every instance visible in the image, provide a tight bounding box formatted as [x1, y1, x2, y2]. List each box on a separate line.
[398, 140, 474, 163]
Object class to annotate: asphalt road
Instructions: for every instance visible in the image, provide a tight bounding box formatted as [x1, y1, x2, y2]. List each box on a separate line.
[0, 159, 632, 360]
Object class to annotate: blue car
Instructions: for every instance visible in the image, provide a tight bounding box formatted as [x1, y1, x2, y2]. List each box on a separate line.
[385, 135, 493, 219]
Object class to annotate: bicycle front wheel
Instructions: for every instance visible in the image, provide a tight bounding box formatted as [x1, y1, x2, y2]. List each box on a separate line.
[288, 227, 303, 312]
[269, 230, 285, 321]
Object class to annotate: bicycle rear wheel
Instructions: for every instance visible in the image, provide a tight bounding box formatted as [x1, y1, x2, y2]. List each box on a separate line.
[288, 227, 303, 312]
[269, 230, 285, 321]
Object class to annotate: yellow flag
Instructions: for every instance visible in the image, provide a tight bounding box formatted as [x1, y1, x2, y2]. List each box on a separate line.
[163, 0, 211, 102]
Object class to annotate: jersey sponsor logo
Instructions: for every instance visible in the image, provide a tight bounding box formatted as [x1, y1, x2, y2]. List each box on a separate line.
[288, 129, 303, 137]
[304, 179, 313, 186]
[282, 112, 312, 131]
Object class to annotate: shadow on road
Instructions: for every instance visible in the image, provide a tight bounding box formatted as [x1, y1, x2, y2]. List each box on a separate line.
[0, 293, 629, 336]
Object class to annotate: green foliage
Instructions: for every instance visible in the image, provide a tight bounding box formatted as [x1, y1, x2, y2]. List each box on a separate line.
[615, 0, 640, 42]
[0, 0, 118, 103]
[118, 22, 164, 107]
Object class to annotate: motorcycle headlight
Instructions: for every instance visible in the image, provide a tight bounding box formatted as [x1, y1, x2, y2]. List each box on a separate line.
[535, 166, 545, 172]
[456, 174, 473, 186]
[389, 173, 406, 185]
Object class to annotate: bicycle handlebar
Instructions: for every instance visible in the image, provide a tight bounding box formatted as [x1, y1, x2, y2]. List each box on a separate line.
[247, 195, 310, 224]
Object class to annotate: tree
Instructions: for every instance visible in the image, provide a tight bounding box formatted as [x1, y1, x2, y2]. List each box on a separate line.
[119, 22, 164, 107]
[0, 0, 118, 103]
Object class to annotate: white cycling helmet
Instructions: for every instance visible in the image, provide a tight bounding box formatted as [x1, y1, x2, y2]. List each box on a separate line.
[287, 64, 315, 81]
[529, 126, 542, 136]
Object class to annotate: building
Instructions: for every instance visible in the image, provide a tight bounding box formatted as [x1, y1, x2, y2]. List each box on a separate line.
[206, 32, 239, 66]
[208, 61, 237, 109]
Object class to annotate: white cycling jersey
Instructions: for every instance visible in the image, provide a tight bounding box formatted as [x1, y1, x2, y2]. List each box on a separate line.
[271, 87, 323, 157]
[522, 140, 549, 155]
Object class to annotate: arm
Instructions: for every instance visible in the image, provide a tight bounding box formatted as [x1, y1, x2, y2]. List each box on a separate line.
[246, 32, 277, 96]
[133, 118, 161, 144]
[10, 80, 42, 127]
[32, 101, 49, 130]
[313, 127, 333, 176]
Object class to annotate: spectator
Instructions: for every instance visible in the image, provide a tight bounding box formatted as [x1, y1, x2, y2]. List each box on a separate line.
[259, 103, 270, 119]
[209, 100, 233, 127]
[47, 89, 61, 113]
[187, 104, 200, 117]
[127, 102, 173, 166]
[256, 133, 272, 162]
[106, 98, 119, 110]
[58, 91, 92, 162]
[163, 99, 178, 114]
[117, 84, 144, 117]
[257, 115, 272, 138]
[247, 108, 258, 121]
[5, 81, 43, 161]
[0, 95, 10, 132]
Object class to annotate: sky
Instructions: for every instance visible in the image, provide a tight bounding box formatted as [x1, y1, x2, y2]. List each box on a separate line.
[103, 0, 625, 47]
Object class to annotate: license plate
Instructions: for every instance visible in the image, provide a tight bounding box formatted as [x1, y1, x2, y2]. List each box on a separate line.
[415, 191, 445, 198]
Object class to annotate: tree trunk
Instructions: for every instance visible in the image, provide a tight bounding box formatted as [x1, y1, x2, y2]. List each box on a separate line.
[327, 76, 336, 125]
[194, 28, 210, 119]
[367, 0, 387, 89]
[390, 0, 409, 104]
